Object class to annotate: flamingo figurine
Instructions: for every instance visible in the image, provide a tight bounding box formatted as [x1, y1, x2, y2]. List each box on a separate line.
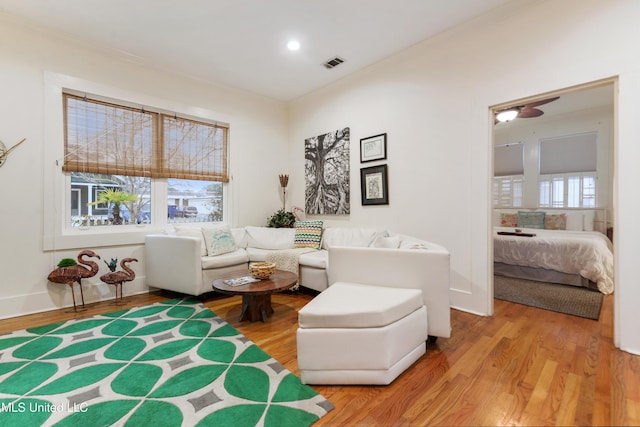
[100, 258, 138, 305]
[48, 250, 101, 311]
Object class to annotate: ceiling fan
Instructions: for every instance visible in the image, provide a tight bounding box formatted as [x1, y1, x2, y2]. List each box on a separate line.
[495, 96, 560, 123]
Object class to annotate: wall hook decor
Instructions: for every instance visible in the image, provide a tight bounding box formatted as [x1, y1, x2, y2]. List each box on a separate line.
[0, 138, 27, 167]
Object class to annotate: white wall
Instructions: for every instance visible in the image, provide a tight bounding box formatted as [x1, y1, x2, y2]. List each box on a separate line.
[287, 0, 640, 354]
[0, 14, 288, 317]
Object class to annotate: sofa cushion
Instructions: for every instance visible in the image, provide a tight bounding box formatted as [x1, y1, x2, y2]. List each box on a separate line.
[246, 247, 275, 262]
[173, 225, 207, 256]
[201, 249, 249, 269]
[231, 227, 248, 248]
[245, 226, 295, 250]
[293, 220, 324, 249]
[322, 227, 388, 249]
[299, 282, 424, 328]
[298, 250, 328, 269]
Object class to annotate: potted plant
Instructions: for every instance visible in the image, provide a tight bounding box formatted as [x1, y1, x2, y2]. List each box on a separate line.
[267, 209, 296, 228]
[88, 189, 138, 225]
[104, 258, 118, 272]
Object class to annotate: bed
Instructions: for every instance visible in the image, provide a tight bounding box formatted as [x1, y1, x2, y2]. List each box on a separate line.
[493, 209, 614, 294]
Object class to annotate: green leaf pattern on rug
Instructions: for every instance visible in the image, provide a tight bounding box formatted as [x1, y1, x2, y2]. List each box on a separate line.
[11, 337, 62, 359]
[0, 362, 58, 395]
[111, 363, 163, 396]
[0, 299, 333, 426]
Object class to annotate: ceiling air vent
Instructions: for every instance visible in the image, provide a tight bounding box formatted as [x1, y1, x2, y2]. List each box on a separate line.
[323, 56, 345, 69]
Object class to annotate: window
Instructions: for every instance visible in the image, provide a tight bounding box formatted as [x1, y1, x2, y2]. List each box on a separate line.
[538, 132, 597, 208]
[493, 142, 524, 207]
[63, 92, 228, 228]
[539, 173, 597, 208]
[493, 175, 524, 208]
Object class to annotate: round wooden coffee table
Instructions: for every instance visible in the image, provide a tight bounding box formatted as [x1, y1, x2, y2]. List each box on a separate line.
[212, 269, 298, 322]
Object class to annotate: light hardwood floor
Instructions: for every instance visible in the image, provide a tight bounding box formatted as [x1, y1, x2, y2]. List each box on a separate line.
[1, 290, 638, 426]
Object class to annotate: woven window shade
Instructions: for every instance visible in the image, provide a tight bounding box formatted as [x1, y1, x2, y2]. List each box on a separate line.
[63, 93, 229, 182]
[157, 115, 228, 182]
[63, 94, 154, 177]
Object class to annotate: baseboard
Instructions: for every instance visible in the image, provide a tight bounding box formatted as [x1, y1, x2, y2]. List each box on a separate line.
[0, 276, 150, 320]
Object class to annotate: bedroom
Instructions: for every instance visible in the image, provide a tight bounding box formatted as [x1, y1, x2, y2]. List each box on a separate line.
[492, 82, 615, 304]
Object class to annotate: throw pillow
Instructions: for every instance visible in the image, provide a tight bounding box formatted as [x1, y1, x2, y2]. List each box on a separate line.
[517, 211, 545, 229]
[204, 225, 237, 256]
[500, 213, 518, 227]
[293, 220, 323, 249]
[370, 235, 401, 248]
[544, 213, 567, 230]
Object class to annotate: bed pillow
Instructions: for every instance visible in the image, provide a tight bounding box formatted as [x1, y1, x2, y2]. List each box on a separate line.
[517, 211, 545, 229]
[293, 220, 324, 249]
[565, 212, 584, 231]
[202, 225, 237, 256]
[544, 214, 567, 230]
[500, 213, 518, 227]
[583, 211, 596, 232]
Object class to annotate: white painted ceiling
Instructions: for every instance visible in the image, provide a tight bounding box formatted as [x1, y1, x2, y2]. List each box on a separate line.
[0, 0, 514, 101]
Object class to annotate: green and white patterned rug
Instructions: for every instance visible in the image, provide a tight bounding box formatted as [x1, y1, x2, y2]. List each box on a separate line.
[0, 299, 333, 426]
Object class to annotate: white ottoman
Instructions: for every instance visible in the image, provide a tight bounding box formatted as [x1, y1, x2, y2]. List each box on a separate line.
[297, 281, 429, 385]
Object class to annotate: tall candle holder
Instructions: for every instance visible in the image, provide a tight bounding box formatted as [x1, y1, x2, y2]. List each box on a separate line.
[279, 174, 289, 210]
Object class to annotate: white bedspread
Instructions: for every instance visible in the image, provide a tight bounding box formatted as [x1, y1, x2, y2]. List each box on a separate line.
[494, 227, 614, 294]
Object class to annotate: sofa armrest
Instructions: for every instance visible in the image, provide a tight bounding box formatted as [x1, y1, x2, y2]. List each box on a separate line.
[145, 234, 204, 295]
[327, 246, 451, 338]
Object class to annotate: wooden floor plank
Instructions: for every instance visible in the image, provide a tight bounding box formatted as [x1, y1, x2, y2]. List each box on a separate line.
[0, 290, 638, 426]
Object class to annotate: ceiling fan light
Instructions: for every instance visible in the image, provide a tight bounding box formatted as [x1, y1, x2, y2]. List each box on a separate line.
[287, 40, 301, 51]
[496, 109, 519, 122]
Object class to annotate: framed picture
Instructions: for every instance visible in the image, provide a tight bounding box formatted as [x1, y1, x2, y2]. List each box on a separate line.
[360, 164, 389, 205]
[360, 133, 387, 163]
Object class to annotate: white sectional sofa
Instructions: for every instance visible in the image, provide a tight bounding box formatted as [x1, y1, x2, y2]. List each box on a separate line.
[145, 224, 451, 337]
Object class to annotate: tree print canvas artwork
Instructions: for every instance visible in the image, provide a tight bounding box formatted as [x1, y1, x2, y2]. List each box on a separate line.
[305, 127, 350, 215]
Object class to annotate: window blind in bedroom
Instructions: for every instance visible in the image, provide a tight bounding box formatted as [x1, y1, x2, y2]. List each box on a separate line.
[494, 142, 524, 176]
[539, 132, 597, 175]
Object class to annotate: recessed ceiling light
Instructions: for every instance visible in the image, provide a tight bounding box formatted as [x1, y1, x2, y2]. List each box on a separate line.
[287, 40, 300, 51]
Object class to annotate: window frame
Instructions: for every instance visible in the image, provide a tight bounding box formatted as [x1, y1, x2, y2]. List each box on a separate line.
[493, 175, 524, 208]
[43, 72, 232, 251]
[538, 172, 597, 208]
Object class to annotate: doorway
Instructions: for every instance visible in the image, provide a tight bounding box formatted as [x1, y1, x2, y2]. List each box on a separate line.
[490, 79, 616, 314]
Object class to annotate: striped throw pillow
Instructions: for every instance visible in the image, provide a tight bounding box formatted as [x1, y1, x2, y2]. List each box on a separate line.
[293, 220, 324, 249]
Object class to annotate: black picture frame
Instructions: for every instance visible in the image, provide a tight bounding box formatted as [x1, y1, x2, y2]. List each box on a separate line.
[360, 164, 389, 205]
[360, 133, 387, 163]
